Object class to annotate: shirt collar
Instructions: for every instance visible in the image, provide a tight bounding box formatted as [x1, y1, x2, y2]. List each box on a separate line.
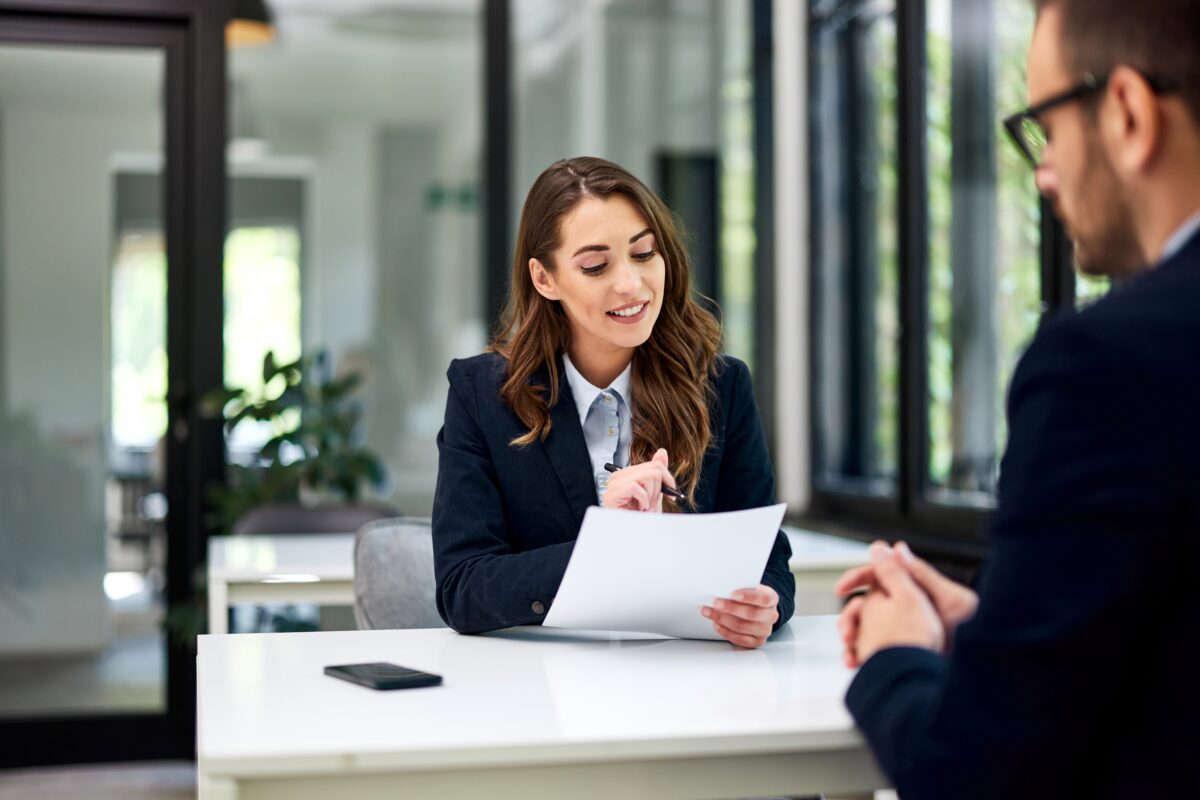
[562, 352, 632, 427]
[1161, 206, 1200, 263]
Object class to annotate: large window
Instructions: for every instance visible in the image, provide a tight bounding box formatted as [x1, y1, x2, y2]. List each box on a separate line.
[808, 0, 1093, 554]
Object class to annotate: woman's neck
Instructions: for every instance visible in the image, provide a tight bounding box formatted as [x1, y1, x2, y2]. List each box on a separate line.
[566, 344, 633, 389]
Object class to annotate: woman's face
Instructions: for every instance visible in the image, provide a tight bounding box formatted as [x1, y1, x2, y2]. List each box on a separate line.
[530, 194, 666, 362]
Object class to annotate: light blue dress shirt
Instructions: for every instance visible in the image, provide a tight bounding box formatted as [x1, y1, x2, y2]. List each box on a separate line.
[562, 353, 632, 503]
[1161, 207, 1200, 262]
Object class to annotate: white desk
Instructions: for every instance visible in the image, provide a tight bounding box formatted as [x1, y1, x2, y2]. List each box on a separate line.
[205, 528, 871, 634]
[206, 534, 355, 635]
[196, 616, 887, 799]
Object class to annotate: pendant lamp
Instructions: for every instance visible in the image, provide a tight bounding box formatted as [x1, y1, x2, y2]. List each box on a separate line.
[227, 0, 275, 47]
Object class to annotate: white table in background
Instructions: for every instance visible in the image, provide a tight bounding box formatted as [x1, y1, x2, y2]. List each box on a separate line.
[206, 533, 355, 635]
[784, 526, 872, 615]
[196, 616, 886, 799]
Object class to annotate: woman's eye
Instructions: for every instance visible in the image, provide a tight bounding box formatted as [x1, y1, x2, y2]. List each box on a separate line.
[633, 249, 656, 261]
[581, 263, 607, 275]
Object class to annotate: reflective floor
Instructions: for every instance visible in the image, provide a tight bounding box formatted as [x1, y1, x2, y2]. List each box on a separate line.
[0, 762, 195, 800]
[0, 576, 163, 719]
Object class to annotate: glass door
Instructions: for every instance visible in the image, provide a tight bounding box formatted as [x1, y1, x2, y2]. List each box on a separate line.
[0, 41, 169, 720]
[0, 3, 226, 767]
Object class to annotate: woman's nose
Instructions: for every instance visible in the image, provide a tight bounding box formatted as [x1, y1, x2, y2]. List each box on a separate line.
[611, 258, 641, 294]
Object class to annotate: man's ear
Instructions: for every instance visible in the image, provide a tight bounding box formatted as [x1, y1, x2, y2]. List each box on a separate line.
[1104, 65, 1162, 176]
[529, 258, 560, 301]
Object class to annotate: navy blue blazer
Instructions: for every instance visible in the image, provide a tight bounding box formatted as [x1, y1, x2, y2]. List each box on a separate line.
[432, 352, 794, 635]
[846, 231, 1200, 798]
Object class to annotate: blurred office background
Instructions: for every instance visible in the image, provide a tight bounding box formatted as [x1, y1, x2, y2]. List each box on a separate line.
[0, 0, 1104, 781]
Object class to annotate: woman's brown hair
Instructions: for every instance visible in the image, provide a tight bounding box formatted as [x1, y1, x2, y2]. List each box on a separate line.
[489, 156, 722, 509]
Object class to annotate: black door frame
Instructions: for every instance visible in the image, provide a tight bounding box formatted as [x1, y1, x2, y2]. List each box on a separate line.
[0, 0, 226, 767]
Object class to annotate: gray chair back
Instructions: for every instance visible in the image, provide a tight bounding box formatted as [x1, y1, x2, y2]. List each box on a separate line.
[353, 516, 444, 630]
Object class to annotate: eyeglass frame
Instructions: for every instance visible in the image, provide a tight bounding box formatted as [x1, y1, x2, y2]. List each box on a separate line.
[1003, 71, 1180, 167]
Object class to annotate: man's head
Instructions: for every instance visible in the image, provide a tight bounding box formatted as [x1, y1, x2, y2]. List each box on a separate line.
[1027, 0, 1200, 277]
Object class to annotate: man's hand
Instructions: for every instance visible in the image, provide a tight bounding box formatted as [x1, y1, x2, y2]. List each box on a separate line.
[839, 544, 947, 667]
[701, 584, 779, 649]
[600, 449, 676, 512]
[836, 540, 978, 667]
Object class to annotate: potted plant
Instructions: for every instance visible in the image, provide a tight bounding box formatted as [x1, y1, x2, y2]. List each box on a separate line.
[202, 350, 389, 533]
[166, 350, 391, 645]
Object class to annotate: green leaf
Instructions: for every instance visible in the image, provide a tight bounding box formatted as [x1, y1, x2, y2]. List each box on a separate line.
[199, 387, 244, 418]
[322, 373, 362, 400]
[262, 351, 277, 384]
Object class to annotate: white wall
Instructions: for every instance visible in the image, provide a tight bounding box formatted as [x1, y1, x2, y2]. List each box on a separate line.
[773, 0, 811, 513]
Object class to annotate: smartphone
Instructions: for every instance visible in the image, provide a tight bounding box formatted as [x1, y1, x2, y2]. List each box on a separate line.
[324, 662, 443, 691]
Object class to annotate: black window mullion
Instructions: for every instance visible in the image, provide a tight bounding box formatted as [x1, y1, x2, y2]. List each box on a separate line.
[896, 0, 928, 519]
[841, 13, 869, 477]
[753, 0, 777, 459]
[1040, 197, 1076, 312]
[485, 0, 511, 332]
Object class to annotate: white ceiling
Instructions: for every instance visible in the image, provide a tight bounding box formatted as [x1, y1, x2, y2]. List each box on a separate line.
[0, 0, 483, 128]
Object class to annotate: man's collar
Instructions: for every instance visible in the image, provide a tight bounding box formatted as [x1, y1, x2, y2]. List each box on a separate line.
[1161, 206, 1200, 263]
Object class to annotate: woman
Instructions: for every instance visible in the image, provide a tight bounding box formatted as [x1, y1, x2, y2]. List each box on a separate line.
[432, 156, 793, 647]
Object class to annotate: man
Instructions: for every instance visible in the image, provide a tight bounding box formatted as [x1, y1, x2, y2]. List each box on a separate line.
[836, 0, 1200, 796]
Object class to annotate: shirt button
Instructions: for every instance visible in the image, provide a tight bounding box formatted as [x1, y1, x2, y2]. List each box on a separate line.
[531, 600, 546, 615]
[607, 426, 617, 436]
[603, 394, 613, 404]
[598, 477, 609, 489]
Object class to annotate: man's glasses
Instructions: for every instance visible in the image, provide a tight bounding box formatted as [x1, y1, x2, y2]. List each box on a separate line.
[1003, 71, 1179, 167]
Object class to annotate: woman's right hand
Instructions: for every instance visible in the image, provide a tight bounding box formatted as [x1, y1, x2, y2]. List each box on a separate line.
[601, 448, 677, 512]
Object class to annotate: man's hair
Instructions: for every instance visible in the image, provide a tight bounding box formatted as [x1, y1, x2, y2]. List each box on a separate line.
[1036, 0, 1200, 126]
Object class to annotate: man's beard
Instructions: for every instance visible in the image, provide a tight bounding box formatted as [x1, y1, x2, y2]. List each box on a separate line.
[1065, 133, 1146, 280]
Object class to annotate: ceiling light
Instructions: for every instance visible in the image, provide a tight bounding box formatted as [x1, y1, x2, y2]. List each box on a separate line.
[227, 0, 275, 48]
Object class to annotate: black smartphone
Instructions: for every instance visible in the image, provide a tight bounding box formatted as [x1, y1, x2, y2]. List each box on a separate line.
[324, 662, 443, 691]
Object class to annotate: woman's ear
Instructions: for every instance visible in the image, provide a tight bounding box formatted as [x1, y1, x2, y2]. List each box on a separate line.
[529, 258, 560, 301]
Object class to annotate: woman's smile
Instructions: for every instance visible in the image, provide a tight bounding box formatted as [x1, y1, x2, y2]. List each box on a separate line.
[606, 300, 650, 323]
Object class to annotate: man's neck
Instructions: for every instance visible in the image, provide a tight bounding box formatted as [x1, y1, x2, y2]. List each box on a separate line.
[1142, 201, 1200, 264]
[1135, 143, 1200, 264]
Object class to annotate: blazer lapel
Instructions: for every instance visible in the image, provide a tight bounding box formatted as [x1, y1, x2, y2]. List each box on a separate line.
[540, 356, 599, 524]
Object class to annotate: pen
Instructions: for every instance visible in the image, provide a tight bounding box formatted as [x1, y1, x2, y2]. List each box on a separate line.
[841, 587, 871, 608]
[603, 462, 686, 502]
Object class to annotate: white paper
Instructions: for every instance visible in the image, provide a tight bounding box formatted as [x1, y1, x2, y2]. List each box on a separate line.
[542, 503, 787, 640]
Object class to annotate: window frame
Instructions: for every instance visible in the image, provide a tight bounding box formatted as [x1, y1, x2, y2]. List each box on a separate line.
[804, 0, 1078, 562]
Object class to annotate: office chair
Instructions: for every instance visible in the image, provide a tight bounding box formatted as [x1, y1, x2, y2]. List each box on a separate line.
[352, 517, 444, 630]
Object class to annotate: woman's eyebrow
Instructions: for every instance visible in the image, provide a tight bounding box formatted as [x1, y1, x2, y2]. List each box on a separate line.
[570, 229, 653, 258]
[571, 243, 610, 258]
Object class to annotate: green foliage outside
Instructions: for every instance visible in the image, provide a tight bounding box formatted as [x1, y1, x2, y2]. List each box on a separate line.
[871, 14, 901, 480]
[925, 1, 1041, 490]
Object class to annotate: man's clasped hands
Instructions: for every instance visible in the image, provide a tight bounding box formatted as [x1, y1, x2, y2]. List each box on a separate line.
[835, 540, 981, 667]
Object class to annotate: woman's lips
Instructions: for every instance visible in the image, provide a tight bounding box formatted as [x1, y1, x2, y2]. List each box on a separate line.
[606, 301, 649, 324]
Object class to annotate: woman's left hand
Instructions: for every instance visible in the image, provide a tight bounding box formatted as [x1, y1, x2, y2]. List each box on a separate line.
[701, 584, 779, 648]
[601, 448, 676, 512]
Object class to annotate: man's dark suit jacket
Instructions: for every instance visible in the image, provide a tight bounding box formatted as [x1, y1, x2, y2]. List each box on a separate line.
[432, 352, 794, 635]
[846, 230, 1200, 797]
